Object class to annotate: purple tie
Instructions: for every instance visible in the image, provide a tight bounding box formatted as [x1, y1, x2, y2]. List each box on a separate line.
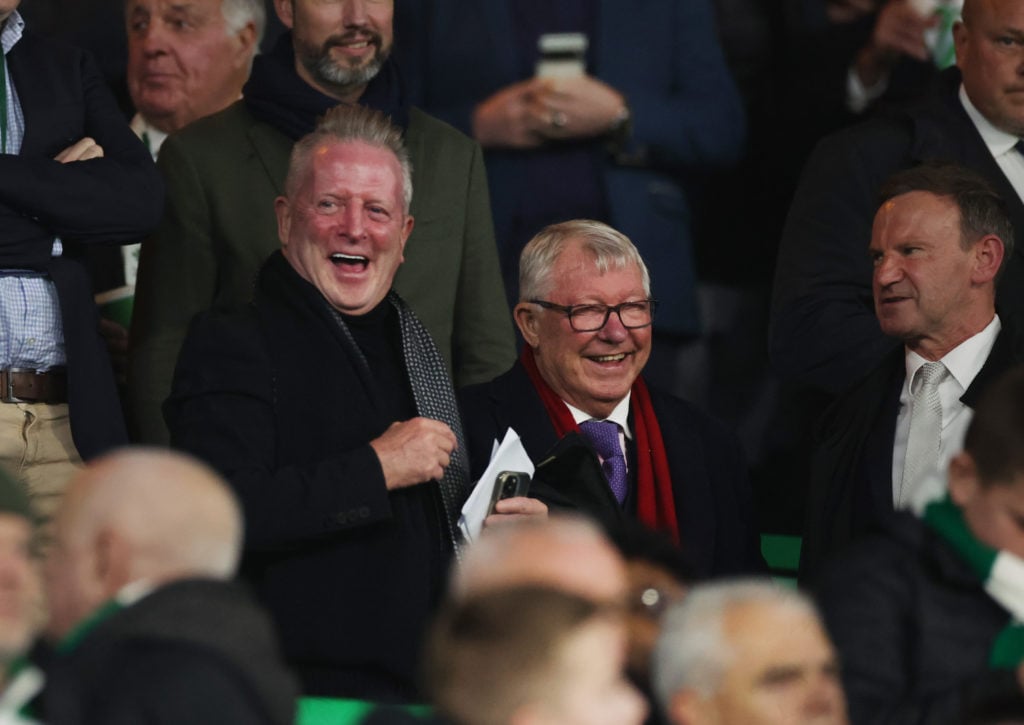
[579, 420, 628, 504]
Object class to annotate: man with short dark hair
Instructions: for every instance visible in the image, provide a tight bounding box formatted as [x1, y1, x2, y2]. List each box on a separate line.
[802, 163, 1024, 576]
[816, 365, 1024, 724]
[459, 220, 762, 577]
[772, 0, 1024, 394]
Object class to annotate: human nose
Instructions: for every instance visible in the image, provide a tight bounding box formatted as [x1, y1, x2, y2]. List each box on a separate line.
[599, 306, 630, 341]
[338, 203, 365, 239]
[136, 20, 170, 55]
[340, 0, 370, 27]
[804, 674, 847, 720]
[873, 253, 903, 287]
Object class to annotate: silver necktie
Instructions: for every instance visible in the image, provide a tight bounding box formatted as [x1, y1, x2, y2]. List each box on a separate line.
[898, 361, 948, 507]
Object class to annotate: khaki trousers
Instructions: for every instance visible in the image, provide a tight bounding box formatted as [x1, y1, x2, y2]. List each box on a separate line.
[0, 402, 83, 528]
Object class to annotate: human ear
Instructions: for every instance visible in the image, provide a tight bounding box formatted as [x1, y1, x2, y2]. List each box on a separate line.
[971, 235, 1004, 285]
[274, 0, 294, 29]
[274, 196, 291, 249]
[514, 303, 540, 347]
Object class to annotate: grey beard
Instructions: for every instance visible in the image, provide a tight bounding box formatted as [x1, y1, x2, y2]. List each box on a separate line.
[298, 42, 388, 95]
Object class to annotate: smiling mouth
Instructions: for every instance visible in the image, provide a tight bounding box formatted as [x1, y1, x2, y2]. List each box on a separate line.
[330, 253, 369, 270]
[330, 34, 379, 52]
[587, 353, 628, 363]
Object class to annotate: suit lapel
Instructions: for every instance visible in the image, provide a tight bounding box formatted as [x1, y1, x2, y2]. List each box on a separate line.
[962, 323, 1023, 408]
[493, 362, 561, 461]
[913, 87, 1024, 262]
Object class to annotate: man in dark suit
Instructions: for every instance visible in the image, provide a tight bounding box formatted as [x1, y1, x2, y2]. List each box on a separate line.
[802, 163, 1024, 577]
[459, 220, 763, 578]
[815, 366, 1024, 723]
[165, 105, 543, 702]
[0, 1, 162, 524]
[772, 0, 1024, 395]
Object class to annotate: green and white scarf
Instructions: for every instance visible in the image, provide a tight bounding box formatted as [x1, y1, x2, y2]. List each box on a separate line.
[924, 495, 1024, 667]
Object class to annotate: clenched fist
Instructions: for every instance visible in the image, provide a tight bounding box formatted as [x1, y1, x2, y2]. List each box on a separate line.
[370, 417, 458, 490]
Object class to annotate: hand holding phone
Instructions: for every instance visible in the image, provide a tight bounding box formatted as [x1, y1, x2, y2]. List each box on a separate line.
[487, 470, 531, 516]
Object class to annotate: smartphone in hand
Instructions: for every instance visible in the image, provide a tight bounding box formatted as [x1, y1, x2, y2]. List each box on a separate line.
[487, 470, 531, 516]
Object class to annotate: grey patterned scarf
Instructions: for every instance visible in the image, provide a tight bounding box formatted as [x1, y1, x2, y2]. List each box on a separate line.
[330, 291, 469, 556]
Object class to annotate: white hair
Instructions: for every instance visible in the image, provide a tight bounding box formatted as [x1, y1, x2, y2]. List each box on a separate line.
[518, 219, 652, 302]
[221, 0, 265, 44]
[652, 579, 821, 709]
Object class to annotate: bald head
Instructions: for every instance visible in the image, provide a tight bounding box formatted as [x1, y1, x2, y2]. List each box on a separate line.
[956, 0, 1024, 136]
[451, 516, 627, 604]
[44, 448, 242, 641]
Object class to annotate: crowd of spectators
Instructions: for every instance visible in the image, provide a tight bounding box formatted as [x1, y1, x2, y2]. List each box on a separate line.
[4, 0, 1024, 723]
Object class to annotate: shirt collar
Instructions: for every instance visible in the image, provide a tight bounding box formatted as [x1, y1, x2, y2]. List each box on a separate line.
[130, 113, 167, 160]
[904, 313, 1001, 394]
[566, 393, 633, 440]
[960, 85, 1021, 158]
[1, 10, 24, 56]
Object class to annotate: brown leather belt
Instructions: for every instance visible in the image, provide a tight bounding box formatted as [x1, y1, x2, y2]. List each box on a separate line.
[0, 368, 68, 404]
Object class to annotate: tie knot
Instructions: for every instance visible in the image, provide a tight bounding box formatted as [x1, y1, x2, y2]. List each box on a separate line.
[579, 420, 622, 460]
[913, 361, 947, 393]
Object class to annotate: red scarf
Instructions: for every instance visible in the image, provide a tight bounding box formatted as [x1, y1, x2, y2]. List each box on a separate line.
[521, 347, 679, 543]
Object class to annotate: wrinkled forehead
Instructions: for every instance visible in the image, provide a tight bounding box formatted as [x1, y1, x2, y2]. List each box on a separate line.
[300, 141, 403, 197]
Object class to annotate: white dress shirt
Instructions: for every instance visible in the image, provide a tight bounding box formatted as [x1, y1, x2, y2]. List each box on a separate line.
[893, 314, 1000, 511]
[960, 86, 1024, 202]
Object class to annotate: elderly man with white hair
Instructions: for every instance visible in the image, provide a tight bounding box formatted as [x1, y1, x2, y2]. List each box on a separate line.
[652, 580, 848, 725]
[460, 219, 763, 577]
[40, 448, 297, 725]
[91, 0, 265, 303]
[125, 0, 264, 157]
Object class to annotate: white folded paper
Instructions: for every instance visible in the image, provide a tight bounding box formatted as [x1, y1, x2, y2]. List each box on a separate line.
[458, 428, 535, 543]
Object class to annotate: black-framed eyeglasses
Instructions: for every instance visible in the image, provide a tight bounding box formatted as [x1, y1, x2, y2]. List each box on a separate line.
[529, 299, 656, 332]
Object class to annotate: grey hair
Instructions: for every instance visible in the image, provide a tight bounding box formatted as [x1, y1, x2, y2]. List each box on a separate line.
[285, 104, 413, 212]
[652, 579, 820, 711]
[221, 0, 265, 45]
[518, 220, 651, 301]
